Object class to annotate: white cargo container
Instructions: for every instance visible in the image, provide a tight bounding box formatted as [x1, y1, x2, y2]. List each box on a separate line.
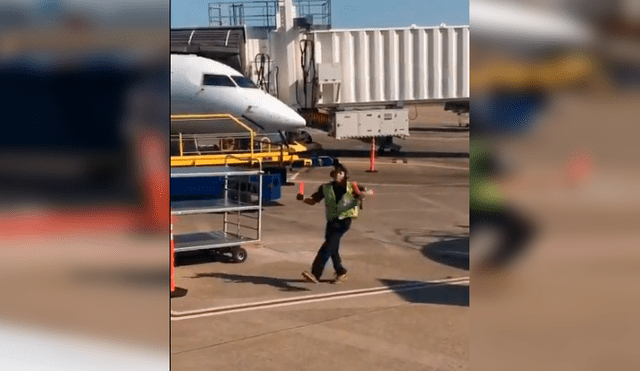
[334, 108, 409, 139]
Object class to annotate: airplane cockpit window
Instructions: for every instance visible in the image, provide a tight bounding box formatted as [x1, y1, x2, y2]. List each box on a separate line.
[202, 74, 236, 87]
[231, 76, 259, 89]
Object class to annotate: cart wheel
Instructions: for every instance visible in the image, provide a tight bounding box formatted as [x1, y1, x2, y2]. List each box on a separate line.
[231, 247, 247, 263]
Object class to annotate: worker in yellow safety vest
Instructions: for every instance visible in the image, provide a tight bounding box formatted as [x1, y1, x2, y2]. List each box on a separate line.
[301, 161, 374, 284]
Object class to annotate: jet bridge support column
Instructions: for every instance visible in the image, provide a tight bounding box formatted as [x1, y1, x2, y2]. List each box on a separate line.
[271, 0, 301, 109]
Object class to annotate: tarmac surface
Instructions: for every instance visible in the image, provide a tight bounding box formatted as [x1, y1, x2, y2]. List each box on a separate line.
[471, 91, 640, 371]
[171, 107, 470, 371]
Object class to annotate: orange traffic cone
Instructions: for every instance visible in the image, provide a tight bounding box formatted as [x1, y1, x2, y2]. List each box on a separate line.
[170, 214, 175, 294]
[366, 138, 378, 173]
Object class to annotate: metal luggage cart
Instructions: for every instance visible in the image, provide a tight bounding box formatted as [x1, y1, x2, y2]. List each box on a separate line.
[170, 164, 263, 263]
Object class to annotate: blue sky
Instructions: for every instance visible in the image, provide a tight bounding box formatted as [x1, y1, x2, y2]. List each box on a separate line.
[171, 0, 469, 29]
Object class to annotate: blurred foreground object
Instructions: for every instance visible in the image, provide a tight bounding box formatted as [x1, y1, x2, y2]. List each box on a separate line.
[0, 1, 169, 235]
[469, 139, 535, 272]
[470, 0, 602, 273]
[0, 0, 170, 368]
[471, 1, 640, 371]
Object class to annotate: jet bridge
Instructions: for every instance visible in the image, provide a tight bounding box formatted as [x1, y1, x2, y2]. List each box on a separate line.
[238, 1, 470, 141]
[294, 25, 469, 140]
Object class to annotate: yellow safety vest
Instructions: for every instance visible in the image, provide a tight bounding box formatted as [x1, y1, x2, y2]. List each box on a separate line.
[323, 182, 359, 221]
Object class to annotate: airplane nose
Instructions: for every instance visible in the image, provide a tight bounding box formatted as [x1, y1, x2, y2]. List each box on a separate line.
[286, 110, 307, 128]
[268, 99, 307, 130]
[243, 100, 307, 131]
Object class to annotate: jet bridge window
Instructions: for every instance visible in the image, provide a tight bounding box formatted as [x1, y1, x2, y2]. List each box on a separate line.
[231, 76, 258, 89]
[202, 74, 236, 87]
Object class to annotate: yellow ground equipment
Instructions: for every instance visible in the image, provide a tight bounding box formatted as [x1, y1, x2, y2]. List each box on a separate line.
[170, 114, 313, 168]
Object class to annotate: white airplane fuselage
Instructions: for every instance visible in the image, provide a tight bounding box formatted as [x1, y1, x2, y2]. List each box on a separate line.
[171, 54, 306, 134]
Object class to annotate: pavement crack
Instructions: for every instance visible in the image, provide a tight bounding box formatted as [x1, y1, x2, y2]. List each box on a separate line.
[364, 236, 420, 251]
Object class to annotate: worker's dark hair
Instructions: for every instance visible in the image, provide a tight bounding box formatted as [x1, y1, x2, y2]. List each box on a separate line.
[330, 160, 349, 180]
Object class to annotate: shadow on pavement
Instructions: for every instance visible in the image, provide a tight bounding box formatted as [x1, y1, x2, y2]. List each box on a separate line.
[191, 272, 313, 292]
[174, 251, 233, 267]
[316, 149, 468, 159]
[422, 237, 469, 271]
[263, 201, 286, 207]
[378, 279, 469, 307]
[395, 228, 469, 270]
[410, 127, 469, 133]
[171, 287, 188, 298]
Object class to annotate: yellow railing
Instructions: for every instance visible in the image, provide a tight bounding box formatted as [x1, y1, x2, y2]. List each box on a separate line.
[170, 113, 312, 167]
[171, 113, 256, 165]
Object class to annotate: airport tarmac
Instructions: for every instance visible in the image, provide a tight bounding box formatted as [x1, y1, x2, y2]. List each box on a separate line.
[472, 91, 640, 371]
[171, 121, 470, 370]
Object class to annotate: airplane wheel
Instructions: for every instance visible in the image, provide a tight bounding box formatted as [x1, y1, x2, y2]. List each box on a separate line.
[299, 131, 313, 143]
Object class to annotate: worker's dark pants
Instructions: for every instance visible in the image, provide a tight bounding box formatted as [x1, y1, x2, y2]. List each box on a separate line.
[311, 218, 352, 279]
[470, 207, 534, 269]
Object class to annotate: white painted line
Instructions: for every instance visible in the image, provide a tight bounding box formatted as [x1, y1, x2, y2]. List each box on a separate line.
[407, 136, 469, 141]
[290, 172, 300, 180]
[414, 195, 468, 218]
[337, 159, 468, 171]
[408, 163, 468, 171]
[289, 180, 468, 188]
[171, 276, 469, 321]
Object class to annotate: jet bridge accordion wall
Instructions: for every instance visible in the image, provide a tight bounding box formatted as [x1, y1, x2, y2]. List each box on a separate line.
[311, 26, 470, 107]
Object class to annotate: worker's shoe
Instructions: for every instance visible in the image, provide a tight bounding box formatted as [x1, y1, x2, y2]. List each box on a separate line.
[332, 272, 347, 284]
[302, 271, 319, 284]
